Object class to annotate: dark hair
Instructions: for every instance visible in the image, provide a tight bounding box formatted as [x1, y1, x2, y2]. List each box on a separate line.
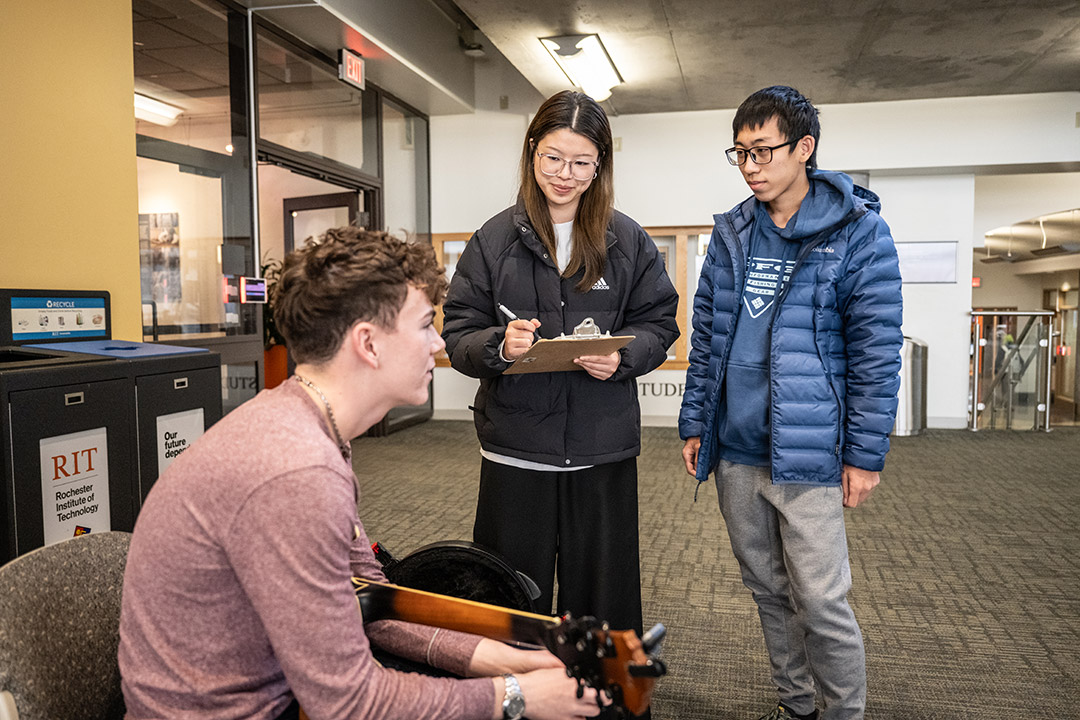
[519, 90, 614, 292]
[733, 85, 821, 169]
[272, 226, 447, 364]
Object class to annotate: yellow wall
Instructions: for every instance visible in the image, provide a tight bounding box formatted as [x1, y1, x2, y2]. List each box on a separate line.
[0, 0, 141, 340]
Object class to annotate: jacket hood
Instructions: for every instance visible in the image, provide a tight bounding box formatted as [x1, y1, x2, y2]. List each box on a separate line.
[784, 169, 881, 240]
[721, 169, 881, 243]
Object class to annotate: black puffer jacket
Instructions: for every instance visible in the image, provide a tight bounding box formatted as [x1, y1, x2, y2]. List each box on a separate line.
[442, 202, 680, 467]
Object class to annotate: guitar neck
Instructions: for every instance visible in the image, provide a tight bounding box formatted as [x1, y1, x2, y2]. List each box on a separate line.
[353, 578, 561, 648]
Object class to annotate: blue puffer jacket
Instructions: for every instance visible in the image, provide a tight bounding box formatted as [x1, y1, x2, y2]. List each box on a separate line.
[679, 169, 903, 486]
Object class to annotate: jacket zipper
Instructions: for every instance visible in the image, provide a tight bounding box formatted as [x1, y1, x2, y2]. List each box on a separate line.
[767, 232, 830, 467]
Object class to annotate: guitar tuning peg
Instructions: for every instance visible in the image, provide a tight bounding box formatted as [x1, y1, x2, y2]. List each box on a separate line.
[641, 623, 667, 654]
[628, 657, 668, 678]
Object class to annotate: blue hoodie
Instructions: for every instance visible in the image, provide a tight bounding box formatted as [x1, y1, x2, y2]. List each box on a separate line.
[680, 169, 903, 486]
[716, 174, 856, 466]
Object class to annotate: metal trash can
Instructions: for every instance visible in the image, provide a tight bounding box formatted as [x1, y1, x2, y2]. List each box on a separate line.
[893, 336, 928, 436]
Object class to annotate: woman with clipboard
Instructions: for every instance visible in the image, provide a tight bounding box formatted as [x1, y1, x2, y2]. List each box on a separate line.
[442, 90, 679, 660]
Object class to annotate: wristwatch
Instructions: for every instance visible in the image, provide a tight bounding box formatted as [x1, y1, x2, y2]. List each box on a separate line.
[501, 673, 526, 720]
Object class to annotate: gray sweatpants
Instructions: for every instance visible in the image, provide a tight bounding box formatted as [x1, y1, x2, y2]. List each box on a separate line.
[715, 459, 866, 720]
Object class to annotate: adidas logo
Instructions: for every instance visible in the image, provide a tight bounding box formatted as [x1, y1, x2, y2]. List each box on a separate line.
[591, 276, 610, 290]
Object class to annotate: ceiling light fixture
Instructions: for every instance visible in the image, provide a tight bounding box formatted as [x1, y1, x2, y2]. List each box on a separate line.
[540, 34, 623, 102]
[134, 92, 183, 127]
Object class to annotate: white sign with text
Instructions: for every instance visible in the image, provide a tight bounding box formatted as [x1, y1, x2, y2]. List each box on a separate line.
[157, 408, 205, 475]
[39, 427, 110, 544]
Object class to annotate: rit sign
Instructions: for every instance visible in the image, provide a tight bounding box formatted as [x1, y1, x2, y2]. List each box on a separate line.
[51, 447, 99, 481]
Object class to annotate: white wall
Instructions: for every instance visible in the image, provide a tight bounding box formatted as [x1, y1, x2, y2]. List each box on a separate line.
[973, 172, 1080, 248]
[431, 91, 1080, 428]
[972, 261, 1049, 310]
[869, 175, 975, 428]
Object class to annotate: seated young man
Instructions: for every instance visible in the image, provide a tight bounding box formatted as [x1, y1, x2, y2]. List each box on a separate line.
[118, 227, 601, 720]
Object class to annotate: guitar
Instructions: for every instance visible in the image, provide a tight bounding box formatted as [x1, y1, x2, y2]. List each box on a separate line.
[351, 577, 667, 717]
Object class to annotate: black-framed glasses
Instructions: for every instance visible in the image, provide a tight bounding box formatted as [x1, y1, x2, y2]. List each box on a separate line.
[725, 139, 798, 166]
[535, 151, 599, 181]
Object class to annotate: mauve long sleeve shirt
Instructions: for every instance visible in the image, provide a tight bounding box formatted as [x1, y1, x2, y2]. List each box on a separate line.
[119, 380, 492, 719]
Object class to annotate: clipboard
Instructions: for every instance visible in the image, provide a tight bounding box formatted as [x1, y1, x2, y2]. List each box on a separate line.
[504, 317, 634, 375]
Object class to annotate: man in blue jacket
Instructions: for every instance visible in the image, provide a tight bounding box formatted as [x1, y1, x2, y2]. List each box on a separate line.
[679, 86, 903, 720]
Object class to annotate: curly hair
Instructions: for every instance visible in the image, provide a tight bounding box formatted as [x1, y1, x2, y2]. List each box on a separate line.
[271, 227, 447, 364]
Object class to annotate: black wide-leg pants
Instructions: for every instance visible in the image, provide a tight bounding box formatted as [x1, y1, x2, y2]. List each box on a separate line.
[472, 456, 643, 636]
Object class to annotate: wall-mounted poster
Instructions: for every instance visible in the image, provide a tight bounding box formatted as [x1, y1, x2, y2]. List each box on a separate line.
[139, 212, 181, 305]
[894, 241, 958, 284]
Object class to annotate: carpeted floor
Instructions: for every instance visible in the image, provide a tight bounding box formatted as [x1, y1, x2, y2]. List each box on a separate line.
[352, 423, 1080, 719]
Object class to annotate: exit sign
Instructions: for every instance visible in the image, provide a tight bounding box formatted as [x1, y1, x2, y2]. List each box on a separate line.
[972, 276, 982, 288]
[339, 49, 365, 90]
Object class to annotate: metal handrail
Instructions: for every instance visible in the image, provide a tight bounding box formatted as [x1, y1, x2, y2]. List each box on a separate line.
[969, 311, 1054, 432]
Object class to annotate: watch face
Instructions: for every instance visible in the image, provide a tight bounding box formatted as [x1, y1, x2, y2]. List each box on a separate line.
[503, 695, 526, 719]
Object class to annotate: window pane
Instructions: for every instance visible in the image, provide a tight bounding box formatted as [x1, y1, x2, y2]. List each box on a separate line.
[257, 34, 377, 176]
[382, 99, 430, 239]
[133, 0, 233, 155]
[257, 163, 364, 262]
[651, 235, 678, 359]
[138, 156, 229, 339]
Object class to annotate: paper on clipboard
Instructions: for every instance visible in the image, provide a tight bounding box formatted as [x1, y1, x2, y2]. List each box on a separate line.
[504, 317, 634, 375]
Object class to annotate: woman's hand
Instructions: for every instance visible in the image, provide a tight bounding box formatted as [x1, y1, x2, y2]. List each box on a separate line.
[573, 350, 620, 380]
[503, 318, 541, 361]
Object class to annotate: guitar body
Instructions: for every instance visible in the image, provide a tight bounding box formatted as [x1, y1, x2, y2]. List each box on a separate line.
[353, 578, 664, 717]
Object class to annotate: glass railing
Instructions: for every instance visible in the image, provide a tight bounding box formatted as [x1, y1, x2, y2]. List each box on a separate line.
[969, 311, 1055, 431]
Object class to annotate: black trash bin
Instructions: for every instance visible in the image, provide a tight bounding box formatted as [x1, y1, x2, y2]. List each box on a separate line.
[0, 289, 221, 564]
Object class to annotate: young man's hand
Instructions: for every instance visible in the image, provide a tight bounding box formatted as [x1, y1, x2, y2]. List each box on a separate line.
[681, 437, 700, 476]
[468, 639, 563, 676]
[510, 668, 605, 720]
[842, 465, 880, 507]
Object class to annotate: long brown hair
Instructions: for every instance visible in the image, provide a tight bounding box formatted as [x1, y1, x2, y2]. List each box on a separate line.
[519, 91, 614, 291]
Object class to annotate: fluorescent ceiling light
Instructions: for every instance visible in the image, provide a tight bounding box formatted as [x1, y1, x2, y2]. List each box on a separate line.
[134, 92, 183, 127]
[540, 34, 623, 102]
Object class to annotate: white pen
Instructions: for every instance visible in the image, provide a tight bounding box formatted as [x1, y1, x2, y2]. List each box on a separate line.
[497, 304, 540, 341]
[497, 303, 519, 322]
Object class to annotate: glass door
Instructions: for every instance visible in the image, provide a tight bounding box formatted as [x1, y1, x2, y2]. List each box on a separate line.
[970, 312, 1054, 430]
[133, 0, 261, 415]
[284, 192, 367, 252]
[1052, 306, 1078, 425]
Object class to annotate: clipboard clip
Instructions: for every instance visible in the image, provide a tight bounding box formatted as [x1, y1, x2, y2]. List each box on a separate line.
[566, 317, 608, 339]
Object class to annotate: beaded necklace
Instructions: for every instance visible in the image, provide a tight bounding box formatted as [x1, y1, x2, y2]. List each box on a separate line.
[293, 374, 351, 461]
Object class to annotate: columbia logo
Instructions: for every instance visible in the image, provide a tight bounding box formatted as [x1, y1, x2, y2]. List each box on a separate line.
[591, 276, 610, 290]
[812, 246, 835, 253]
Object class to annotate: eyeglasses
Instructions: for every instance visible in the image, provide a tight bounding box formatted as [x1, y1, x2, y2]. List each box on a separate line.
[535, 152, 599, 181]
[725, 139, 798, 166]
